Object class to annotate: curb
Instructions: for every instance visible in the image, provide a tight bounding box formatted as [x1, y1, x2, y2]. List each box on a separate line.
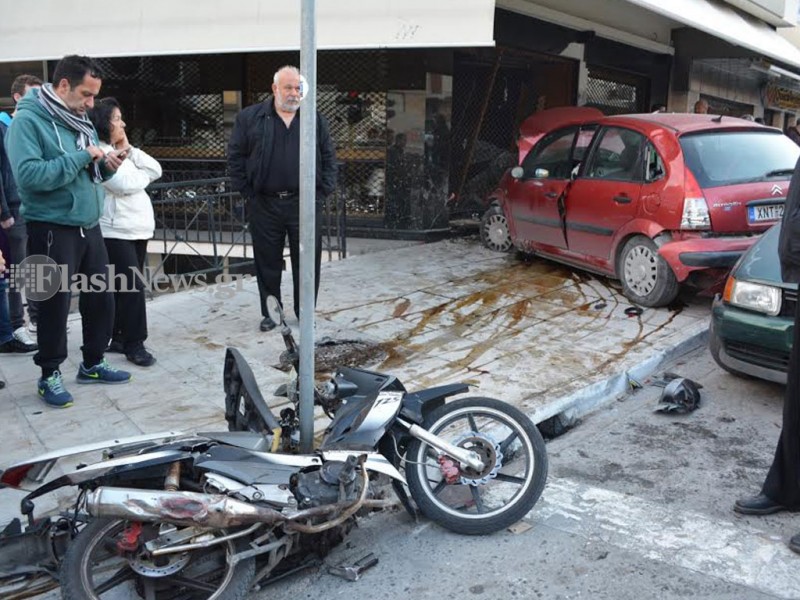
[528, 325, 711, 430]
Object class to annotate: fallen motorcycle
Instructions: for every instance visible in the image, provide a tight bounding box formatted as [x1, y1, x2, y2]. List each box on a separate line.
[0, 296, 548, 599]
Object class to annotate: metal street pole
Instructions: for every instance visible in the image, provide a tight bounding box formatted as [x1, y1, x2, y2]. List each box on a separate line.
[299, 0, 317, 453]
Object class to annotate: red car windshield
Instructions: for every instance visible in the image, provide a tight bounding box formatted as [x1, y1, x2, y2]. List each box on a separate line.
[679, 130, 800, 188]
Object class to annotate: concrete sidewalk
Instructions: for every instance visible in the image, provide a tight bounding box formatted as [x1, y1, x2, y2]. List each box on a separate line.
[0, 238, 710, 525]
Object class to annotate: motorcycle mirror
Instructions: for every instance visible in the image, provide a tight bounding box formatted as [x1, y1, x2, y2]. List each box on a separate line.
[266, 296, 285, 325]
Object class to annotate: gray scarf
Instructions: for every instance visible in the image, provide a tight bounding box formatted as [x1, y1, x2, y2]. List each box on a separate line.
[37, 83, 102, 183]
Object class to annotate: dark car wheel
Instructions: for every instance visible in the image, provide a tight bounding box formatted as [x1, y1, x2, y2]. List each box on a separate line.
[618, 236, 679, 308]
[480, 205, 512, 253]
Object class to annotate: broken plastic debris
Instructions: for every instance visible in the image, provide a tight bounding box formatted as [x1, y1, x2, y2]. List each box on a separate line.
[627, 376, 643, 390]
[508, 520, 534, 534]
[651, 371, 701, 388]
[654, 377, 702, 414]
[328, 553, 379, 581]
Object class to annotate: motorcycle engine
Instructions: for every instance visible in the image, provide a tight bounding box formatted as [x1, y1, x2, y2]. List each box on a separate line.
[292, 459, 359, 508]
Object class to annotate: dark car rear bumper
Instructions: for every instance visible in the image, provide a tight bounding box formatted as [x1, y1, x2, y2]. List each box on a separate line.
[709, 295, 791, 384]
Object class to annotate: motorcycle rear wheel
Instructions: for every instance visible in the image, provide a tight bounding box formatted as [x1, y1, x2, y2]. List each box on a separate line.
[405, 397, 547, 535]
[59, 518, 255, 600]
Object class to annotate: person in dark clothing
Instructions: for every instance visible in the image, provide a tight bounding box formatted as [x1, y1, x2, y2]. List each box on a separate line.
[735, 155, 800, 554]
[5, 55, 131, 408]
[0, 226, 36, 355]
[227, 65, 337, 331]
[0, 247, 9, 388]
[0, 74, 42, 346]
[787, 122, 800, 147]
[385, 133, 410, 228]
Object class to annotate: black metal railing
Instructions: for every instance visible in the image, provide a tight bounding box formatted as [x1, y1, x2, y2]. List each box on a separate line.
[147, 177, 345, 282]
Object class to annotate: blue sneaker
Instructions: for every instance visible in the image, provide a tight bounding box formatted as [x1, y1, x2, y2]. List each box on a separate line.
[38, 371, 74, 408]
[76, 359, 132, 385]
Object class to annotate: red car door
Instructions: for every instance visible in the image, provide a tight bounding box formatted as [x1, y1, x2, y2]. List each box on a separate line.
[506, 127, 586, 251]
[565, 126, 646, 268]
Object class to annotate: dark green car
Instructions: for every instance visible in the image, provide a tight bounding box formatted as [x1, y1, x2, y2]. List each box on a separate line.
[710, 223, 797, 384]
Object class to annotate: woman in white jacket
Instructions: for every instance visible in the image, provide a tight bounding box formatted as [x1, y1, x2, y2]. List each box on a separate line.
[90, 98, 162, 367]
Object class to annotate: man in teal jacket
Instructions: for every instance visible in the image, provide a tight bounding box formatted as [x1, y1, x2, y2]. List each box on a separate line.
[5, 55, 131, 407]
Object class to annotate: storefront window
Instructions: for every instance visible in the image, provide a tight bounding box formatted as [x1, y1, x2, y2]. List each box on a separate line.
[385, 73, 452, 230]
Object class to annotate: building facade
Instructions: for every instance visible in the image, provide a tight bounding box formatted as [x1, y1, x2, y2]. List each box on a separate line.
[1, 0, 799, 236]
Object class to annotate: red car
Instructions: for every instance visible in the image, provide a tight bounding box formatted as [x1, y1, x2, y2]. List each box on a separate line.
[487, 107, 800, 307]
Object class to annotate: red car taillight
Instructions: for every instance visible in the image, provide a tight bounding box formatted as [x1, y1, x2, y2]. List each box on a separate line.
[681, 167, 711, 230]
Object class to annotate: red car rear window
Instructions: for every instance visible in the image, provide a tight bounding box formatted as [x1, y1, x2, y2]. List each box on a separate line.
[679, 131, 800, 188]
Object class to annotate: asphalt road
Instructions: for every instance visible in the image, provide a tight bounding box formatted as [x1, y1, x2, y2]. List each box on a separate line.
[252, 345, 798, 600]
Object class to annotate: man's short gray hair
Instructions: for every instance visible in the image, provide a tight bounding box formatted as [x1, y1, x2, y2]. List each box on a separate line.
[274, 66, 300, 85]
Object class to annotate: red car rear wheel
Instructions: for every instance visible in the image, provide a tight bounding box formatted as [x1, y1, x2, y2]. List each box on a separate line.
[618, 236, 679, 308]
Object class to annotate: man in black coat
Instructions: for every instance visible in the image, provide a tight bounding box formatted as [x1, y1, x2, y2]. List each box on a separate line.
[227, 66, 337, 331]
[735, 156, 800, 554]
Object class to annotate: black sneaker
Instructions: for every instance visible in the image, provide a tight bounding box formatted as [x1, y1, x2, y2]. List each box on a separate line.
[260, 317, 276, 332]
[126, 347, 156, 367]
[0, 337, 37, 354]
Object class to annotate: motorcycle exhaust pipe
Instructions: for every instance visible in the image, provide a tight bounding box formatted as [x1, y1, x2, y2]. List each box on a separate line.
[85, 487, 285, 529]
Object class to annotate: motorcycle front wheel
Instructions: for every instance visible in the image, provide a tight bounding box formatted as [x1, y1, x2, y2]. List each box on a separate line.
[59, 518, 255, 600]
[405, 397, 547, 535]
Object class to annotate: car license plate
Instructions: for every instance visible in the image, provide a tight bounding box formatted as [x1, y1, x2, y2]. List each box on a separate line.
[748, 203, 784, 223]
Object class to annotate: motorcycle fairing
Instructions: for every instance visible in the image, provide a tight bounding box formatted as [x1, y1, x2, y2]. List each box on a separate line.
[1, 431, 189, 489]
[197, 431, 272, 453]
[194, 445, 300, 486]
[22, 449, 191, 501]
[321, 450, 405, 484]
[320, 367, 406, 451]
[224, 347, 281, 434]
[399, 384, 471, 424]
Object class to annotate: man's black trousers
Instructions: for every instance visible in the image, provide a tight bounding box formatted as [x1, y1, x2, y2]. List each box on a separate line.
[248, 196, 322, 318]
[762, 297, 800, 506]
[105, 238, 149, 353]
[26, 222, 113, 376]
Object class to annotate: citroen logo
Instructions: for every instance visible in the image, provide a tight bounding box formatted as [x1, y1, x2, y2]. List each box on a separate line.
[772, 184, 783, 196]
